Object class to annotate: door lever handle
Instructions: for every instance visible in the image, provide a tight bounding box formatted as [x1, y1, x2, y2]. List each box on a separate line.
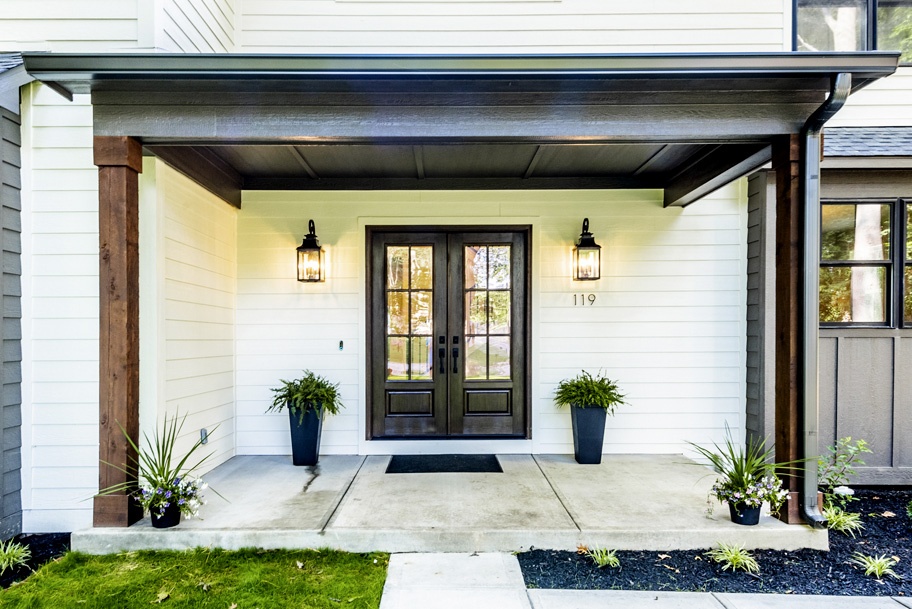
[452, 347, 459, 374]
[438, 347, 446, 374]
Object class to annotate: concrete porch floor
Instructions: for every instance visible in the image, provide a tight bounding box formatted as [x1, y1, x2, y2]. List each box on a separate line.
[72, 454, 827, 554]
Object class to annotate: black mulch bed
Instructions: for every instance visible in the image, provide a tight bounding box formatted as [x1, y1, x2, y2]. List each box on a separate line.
[519, 488, 912, 596]
[0, 533, 70, 589]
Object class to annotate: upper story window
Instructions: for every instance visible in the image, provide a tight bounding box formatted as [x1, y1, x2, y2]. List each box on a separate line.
[820, 200, 910, 326]
[796, 0, 912, 63]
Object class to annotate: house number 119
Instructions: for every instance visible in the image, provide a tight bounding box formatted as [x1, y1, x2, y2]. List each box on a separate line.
[574, 294, 596, 306]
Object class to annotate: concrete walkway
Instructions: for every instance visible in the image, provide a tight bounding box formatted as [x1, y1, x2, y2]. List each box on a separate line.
[72, 454, 826, 554]
[380, 553, 912, 609]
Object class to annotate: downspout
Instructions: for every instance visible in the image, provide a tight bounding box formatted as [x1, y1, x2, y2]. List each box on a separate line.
[800, 72, 851, 528]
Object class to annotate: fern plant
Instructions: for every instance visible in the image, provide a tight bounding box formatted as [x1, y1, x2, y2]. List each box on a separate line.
[269, 370, 344, 422]
[554, 371, 626, 412]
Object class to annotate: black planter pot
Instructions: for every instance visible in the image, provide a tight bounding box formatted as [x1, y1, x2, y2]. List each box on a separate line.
[151, 502, 181, 529]
[570, 405, 607, 464]
[288, 407, 323, 466]
[728, 502, 761, 525]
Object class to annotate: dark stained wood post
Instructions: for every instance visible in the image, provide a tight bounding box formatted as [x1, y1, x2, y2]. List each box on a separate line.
[93, 136, 143, 527]
[772, 134, 803, 524]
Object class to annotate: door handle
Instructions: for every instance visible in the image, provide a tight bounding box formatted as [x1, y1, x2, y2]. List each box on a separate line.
[452, 347, 459, 374]
[438, 347, 446, 374]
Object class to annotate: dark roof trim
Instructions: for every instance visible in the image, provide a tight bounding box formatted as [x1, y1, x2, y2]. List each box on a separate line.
[23, 51, 900, 96]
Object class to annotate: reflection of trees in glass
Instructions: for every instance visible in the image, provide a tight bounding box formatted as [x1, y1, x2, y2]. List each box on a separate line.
[879, 4, 912, 62]
[820, 204, 890, 323]
[905, 267, 912, 322]
[797, 2, 864, 51]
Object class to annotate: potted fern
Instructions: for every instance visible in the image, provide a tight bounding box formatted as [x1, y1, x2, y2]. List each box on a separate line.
[268, 370, 343, 466]
[554, 371, 627, 464]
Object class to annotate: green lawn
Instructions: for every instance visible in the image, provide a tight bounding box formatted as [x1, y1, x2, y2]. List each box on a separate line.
[0, 548, 388, 609]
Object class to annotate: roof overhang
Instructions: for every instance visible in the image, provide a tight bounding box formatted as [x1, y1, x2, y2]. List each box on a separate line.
[22, 52, 900, 207]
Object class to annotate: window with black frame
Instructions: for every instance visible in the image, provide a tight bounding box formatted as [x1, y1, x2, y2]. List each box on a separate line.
[820, 201, 893, 325]
[796, 0, 912, 63]
[906, 201, 912, 323]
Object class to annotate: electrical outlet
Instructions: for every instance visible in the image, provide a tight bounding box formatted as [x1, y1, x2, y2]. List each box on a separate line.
[200, 428, 208, 444]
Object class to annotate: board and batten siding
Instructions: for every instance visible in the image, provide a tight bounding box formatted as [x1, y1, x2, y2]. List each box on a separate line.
[0, 0, 139, 52]
[139, 159, 237, 473]
[237, 0, 789, 53]
[830, 67, 912, 127]
[0, 107, 22, 539]
[160, 0, 236, 53]
[19, 84, 98, 531]
[235, 183, 748, 456]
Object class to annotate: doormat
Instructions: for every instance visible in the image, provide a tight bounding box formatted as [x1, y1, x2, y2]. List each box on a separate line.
[385, 454, 502, 474]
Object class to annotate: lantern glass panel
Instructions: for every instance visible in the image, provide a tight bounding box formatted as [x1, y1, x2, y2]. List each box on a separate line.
[575, 248, 600, 280]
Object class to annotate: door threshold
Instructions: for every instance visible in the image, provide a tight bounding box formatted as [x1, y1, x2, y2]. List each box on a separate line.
[358, 438, 534, 455]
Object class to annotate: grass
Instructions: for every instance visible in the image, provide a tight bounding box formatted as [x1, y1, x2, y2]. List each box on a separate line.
[0, 548, 388, 609]
[704, 543, 760, 574]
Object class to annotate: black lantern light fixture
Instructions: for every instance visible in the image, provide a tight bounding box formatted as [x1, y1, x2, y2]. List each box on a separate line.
[573, 218, 601, 281]
[296, 219, 325, 282]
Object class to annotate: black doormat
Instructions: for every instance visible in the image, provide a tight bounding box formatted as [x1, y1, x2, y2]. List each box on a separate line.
[385, 454, 502, 474]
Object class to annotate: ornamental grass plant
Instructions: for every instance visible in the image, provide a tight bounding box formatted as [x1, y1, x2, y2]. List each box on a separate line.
[689, 428, 796, 516]
[99, 413, 216, 520]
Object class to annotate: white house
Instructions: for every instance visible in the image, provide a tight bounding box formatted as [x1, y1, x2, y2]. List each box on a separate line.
[0, 0, 908, 535]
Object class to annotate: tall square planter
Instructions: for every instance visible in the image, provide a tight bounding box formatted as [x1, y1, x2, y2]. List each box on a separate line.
[288, 408, 323, 466]
[570, 405, 607, 464]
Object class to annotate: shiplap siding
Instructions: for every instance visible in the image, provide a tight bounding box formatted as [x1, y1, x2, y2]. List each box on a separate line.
[745, 170, 776, 449]
[0, 107, 22, 539]
[150, 159, 237, 470]
[0, 1, 138, 52]
[237, 0, 788, 53]
[162, 0, 236, 53]
[236, 184, 748, 456]
[831, 68, 912, 127]
[19, 85, 98, 532]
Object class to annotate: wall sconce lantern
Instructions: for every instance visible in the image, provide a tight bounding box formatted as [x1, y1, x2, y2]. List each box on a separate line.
[296, 219, 325, 282]
[573, 218, 601, 281]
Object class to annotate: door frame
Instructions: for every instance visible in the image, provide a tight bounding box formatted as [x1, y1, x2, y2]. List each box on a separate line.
[365, 224, 532, 441]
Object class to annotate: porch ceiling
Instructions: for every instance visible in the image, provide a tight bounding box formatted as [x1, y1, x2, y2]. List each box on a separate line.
[23, 52, 899, 208]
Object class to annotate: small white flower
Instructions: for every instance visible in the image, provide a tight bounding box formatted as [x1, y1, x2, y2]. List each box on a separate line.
[834, 485, 854, 496]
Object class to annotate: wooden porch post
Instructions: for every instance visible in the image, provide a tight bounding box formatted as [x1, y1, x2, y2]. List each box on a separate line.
[92, 136, 143, 527]
[772, 134, 803, 524]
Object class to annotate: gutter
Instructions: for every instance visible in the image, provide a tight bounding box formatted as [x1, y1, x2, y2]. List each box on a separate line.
[800, 72, 851, 529]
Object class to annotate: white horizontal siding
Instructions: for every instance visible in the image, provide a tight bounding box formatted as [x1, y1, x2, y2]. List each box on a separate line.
[236, 184, 747, 457]
[161, 0, 236, 52]
[831, 67, 912, 127]
[150, 160, 238, 473]
[20, 84, 98, 532]
[237, 0, 787, 53]
[0, 0, 138, 51]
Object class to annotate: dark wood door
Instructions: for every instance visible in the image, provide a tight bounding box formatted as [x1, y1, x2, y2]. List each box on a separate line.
[369, 228, 528, 438]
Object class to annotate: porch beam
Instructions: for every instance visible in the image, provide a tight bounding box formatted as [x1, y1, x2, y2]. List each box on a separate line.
[148, 146, 242, 208]
[93, 135, 144, 528]
[664, 143, 771, 207]
[772, 134, 802, 524]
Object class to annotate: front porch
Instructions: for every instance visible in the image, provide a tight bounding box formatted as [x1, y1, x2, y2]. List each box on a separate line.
[72, 455, 826, 554]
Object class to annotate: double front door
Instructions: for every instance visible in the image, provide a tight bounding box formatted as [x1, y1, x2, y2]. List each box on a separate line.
[369, 228, 528, 438]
